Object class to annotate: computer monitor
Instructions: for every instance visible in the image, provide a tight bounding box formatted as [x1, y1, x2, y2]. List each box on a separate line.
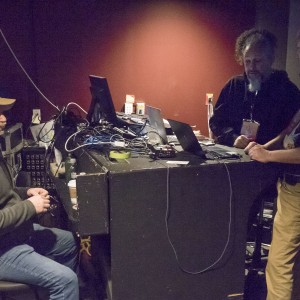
[86, 75, 119, 126]
[0, 123, 24, 173]
[0, 123, 23, 155]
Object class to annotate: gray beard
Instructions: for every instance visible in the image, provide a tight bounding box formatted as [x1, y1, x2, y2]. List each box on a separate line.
[248, 77, 261, 93]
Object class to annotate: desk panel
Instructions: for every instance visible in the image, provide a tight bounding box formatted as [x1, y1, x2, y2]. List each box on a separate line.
[70, 147, 280, 299]
[107, 161, 278, 299]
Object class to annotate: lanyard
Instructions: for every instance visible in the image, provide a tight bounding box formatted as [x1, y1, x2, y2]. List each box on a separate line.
[249, 91, 258, 121]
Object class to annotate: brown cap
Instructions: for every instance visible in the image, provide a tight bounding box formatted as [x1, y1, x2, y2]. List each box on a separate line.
[0, 97, 16, 112]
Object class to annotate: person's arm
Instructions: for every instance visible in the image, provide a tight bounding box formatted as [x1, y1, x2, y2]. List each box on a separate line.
[0, 166, 50, 234]
[15, 185, 49, 200]
[264, 109, 300, 151]
[209, 79, 240, 146]
[247, 145, 300, 164]
[246, 109, 300, 152]
[263, 133, 285, 150]
[0, 193, 50, 235]
[210, 76, 251, 148]
[0, 199, 37, 234]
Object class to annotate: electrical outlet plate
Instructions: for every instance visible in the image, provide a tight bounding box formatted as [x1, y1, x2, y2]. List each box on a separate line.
[205, 93, 214, 105]
[32, 109, 41, 124]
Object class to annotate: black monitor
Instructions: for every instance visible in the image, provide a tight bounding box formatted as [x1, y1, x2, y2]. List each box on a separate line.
[87, 75, 119, 126]
[0, 123, 23, 155]
[0, 123, 24, 173]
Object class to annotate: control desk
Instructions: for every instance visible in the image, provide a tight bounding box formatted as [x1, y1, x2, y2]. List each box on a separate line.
[56, 145, 280, 300]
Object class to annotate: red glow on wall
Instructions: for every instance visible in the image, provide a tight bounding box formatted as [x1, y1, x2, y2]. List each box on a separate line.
[0, 1, 253, 135]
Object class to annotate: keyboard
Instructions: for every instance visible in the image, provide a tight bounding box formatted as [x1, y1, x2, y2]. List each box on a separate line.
[202, 145, 241, 159]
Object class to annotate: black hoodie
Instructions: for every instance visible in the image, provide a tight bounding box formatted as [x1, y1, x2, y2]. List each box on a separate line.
[0, 157, 36, 250]
[209, 70, 300, 146]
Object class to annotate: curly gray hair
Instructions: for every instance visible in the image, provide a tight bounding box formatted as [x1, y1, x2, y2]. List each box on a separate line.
[235, 28, 277, 65]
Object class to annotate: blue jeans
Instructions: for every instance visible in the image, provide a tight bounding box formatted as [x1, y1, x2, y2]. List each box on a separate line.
[0, 224, 79, 300]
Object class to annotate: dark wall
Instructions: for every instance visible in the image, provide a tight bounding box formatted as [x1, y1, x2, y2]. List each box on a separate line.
[0, 0, 256, 136]
[255, 1, 290, 71]
[286, 0, 300, 89]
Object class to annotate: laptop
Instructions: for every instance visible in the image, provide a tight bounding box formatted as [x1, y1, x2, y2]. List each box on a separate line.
[87, 75, 144, 136]
[87, 75, 120, 126]
[167, 119, 241, 160]
[145, 105, 178, 145]
[146, 105, 168, 144]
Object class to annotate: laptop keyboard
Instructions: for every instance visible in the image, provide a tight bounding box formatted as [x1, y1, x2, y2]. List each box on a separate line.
[202, 145, 240, 159]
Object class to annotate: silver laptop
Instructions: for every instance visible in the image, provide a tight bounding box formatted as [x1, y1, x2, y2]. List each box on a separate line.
[145, 105, 168, 144]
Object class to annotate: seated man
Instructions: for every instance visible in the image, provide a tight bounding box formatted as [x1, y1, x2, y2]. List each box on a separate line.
[0, 98, 79, 299]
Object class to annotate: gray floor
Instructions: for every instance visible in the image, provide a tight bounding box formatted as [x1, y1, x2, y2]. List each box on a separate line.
[3, 290, 39, 300]
[2, 281, 103, 300]
[4, 243, 267, 300]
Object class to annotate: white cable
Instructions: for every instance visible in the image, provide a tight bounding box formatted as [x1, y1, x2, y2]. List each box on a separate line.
[64, 126, 114, 153]
[0, 28, 59, 111]
[65, 141, 112, 152]
[165, 162, 233, 274]
[66, 102, 88, 115]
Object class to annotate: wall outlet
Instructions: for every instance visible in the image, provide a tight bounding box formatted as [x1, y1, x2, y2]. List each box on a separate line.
[32, 109, 41, 124]
[205, 93, 214, 105]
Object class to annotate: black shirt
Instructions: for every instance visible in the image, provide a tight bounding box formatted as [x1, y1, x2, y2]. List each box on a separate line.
[209, 70, 300, 146]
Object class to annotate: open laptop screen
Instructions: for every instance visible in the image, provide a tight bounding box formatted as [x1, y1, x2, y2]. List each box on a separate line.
[168, 119, 206, 158]
[145, 105, 168, 144]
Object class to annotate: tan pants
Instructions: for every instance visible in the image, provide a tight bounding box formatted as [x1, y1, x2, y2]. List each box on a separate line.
[266, 180, 300, 300]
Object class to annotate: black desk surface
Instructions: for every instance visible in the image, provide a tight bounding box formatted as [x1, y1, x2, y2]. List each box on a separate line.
[79, 143, 250, 170]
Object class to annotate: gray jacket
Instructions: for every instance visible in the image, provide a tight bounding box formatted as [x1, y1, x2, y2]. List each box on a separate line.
[0, 158, 36, 250]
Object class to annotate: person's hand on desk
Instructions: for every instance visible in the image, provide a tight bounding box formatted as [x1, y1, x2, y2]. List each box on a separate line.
[244, 142, 270, 163]
[233, 135, 252, 149]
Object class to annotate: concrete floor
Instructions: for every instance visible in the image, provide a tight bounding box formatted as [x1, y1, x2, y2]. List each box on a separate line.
[2, 281, 104, 300]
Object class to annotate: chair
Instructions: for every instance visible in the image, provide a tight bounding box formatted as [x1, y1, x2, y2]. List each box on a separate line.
[0, 280, 40, 300]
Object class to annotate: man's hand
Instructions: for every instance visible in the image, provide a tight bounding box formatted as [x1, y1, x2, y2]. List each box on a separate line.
[233, 135, 252, 149]
[27, 187, 49, 198]
[244, 141, 258, 154]
[27, 188, 50, 214]
[246, 144, 271, 163]
[28, 195, 51, 214]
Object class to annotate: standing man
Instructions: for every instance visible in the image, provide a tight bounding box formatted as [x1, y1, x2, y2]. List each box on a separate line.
[245, 30, 300, 300]
[297, 29, 300, 64]
[0, 98, 80, 299]
[209, 28, 300, 149]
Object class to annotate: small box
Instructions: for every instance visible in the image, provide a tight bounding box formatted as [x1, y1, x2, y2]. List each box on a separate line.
[124, 102, 134, 114]
[136, 102, 145, 115]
